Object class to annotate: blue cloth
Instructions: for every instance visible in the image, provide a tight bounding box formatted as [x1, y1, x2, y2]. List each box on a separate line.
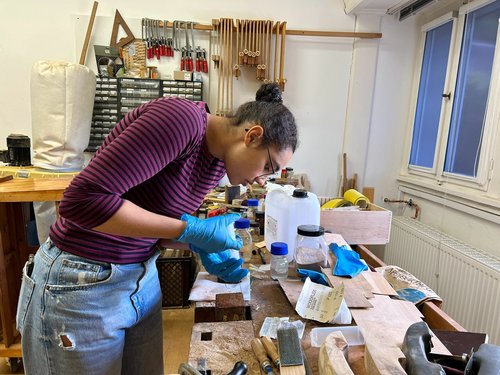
[191, 245, 249, 283]
[330, 243, 368, 278]
[296, 268, 330, 286]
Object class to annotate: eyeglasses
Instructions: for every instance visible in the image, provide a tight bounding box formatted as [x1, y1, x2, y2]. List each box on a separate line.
[244, 128, 278, 179]
[255, 146, 277, 179]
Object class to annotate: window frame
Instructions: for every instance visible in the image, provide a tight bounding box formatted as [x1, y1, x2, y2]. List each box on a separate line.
[404, 0, 500, 192]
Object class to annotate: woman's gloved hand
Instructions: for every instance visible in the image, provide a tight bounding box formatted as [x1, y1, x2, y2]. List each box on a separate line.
[192, 245, 249, 283]
[177, 213, 243, 253]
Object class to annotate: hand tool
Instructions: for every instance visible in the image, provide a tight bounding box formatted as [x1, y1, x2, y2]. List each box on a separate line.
[279, 21, 287, 91]
[239, 20, 245, 66]
[277, 325, 305, 375]
[274, 22, 279, 84]
[0, 175, 14, 183]
[251, 338, 275, 375]
[261, 336, 280, 368]
[234, 19, 240, 79]
[402, 321, 446, 375]
[202, 48, 208, 73]
[227, 361, 248, 375]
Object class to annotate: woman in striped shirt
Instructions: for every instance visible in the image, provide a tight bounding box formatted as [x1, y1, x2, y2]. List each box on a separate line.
[17, 83, 298, 375]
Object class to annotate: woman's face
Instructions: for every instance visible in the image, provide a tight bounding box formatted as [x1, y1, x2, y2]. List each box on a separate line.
[224, 126, 293, 186]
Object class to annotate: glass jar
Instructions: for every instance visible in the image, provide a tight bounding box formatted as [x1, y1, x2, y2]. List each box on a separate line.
[294, 225, 328, 271]
[270, 242, 289, 280]
[235, 218, 253, 262]
[250, 221, 261, 243]
[246, 199, 259, 220]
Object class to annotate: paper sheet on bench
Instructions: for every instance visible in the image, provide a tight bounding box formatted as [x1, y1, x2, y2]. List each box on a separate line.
[189, 272, 251, 301]
[295, 277, 345, 323]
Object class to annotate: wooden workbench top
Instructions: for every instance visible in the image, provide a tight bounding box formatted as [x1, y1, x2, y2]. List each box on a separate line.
[0, 177, 73, 202]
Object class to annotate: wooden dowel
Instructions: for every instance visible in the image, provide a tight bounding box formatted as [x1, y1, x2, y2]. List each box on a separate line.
[79, 1, 98, 65]
[274, 21, 279, 83]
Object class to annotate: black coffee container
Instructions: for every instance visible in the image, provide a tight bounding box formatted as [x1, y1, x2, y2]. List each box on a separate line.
[6, 134, 31, 166]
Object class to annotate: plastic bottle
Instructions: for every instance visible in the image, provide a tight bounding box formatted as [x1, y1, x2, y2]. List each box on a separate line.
[264, 188, 320, 262]
[235, 218, 253, 262]
[246, 199, 259, 221]
[270, 242, 289, 280]
[294, 225, 328, 271]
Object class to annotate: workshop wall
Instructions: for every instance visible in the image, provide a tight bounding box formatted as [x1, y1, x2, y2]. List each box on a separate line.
[0, 0, 416, 199]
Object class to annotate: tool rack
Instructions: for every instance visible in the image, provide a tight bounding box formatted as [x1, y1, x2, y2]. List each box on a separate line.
[87, 76, 203, 152]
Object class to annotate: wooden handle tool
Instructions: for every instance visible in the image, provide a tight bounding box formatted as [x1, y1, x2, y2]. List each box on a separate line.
[261, 336, 280, 368]
[251, 338, 275, 374]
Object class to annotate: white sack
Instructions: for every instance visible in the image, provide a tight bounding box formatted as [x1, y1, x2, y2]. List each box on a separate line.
[31, 61, 96, 171]
[33, 201, 57, 245]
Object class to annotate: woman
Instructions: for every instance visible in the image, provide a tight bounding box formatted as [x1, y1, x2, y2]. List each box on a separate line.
[16, 83, 298, 374]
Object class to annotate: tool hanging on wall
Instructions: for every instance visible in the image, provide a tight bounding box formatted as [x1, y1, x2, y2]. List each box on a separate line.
[110, 10, 135, 48]
[279, 21, 287, 91]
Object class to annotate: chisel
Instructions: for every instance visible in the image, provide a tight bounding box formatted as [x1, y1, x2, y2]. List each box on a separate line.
[261, 336, 280, 368]
[251, 338, 275, 375]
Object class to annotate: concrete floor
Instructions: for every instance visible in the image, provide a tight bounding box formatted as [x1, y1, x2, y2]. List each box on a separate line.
[0, 306, 195, 375]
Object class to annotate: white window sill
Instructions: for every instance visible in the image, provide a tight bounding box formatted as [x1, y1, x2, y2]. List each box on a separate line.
[397, 175, 500, 224]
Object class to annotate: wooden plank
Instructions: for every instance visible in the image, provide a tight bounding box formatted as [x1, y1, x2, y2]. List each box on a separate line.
[361, 271, 397, 296]
[189, 321, 261, 375]
[420, 301, 466, 332]
[278, 278, 303, 307]
[351, 295, 450, 355]
[322, 269, 373, 308]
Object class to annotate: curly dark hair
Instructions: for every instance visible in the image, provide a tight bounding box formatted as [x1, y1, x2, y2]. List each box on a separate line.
[231, 83, 298, 152]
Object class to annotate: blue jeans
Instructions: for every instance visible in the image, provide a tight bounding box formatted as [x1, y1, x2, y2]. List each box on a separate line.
[16, 240, 164, 375]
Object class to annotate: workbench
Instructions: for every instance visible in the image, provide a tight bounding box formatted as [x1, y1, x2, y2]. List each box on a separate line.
[188, 244, 467, 375]
[0, 171, 74, 359]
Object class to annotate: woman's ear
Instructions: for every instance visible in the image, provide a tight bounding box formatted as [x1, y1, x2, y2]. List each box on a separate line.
[244, 125, 264, 145]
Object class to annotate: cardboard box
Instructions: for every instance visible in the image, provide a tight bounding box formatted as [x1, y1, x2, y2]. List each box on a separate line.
[320, 203, 392, 245]
[174, 71, 193, 81]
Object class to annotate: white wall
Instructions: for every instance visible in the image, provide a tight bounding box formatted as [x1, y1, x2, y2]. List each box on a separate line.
[0, 1, 497, 264]
[0, 0, 415, 198]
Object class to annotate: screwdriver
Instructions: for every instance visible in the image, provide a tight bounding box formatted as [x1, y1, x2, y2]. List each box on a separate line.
[251, 338, 275, 375]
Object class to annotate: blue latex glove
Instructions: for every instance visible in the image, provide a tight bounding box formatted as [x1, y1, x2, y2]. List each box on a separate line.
[296, 268, 330, 286]
[192, 246, 249, 283]
[177, 213, 243, 253]
[329, 243, 368, 278]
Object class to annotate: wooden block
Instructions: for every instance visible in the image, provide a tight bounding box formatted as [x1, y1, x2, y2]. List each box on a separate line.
[189, 321, 260, 375]
[215, 292, 245, 321]
[318, 331, 354, 375]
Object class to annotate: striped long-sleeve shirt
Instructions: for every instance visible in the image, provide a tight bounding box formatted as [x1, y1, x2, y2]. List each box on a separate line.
[50, 97, 226, 263]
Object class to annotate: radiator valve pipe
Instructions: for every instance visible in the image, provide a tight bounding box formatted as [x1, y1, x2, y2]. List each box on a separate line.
[383, 198, 420, 219]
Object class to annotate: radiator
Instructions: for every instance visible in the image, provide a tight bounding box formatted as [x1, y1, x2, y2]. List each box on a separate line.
[385, 216, 500, 345]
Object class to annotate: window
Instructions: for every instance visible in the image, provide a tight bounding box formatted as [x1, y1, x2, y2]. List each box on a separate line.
[407, 0, 500, 189]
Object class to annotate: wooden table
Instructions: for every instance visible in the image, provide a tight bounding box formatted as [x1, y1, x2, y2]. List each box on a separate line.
[188, 244, 466, 375]
[0, 176, 73, 358]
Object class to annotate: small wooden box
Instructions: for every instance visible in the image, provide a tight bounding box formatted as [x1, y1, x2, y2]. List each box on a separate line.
[320, 203, 392, 245]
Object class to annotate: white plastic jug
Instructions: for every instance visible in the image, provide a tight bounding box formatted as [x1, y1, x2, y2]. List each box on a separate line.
[265, 188, 320, 262]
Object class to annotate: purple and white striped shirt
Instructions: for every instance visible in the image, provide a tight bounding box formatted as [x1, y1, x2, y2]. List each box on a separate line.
[50, 97, 226, 263]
